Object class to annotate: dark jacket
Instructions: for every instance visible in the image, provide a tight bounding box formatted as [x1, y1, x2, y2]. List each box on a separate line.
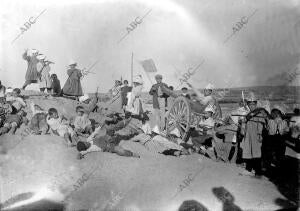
[149, 83, 168, 109]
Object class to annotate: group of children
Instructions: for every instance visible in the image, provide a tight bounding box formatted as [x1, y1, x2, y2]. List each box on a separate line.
[0, 83, 142, 159]
[0, 88, 28, 136]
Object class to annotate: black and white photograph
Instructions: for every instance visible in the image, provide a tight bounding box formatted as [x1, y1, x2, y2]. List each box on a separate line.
[0, 0, 299, 210]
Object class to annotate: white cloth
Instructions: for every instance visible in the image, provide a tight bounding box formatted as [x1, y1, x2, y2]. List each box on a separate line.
[74, 114, 91, 130]
[231, 106, 249, 125]
[6, 96, 26, 111]
[131, 134, 182, 153]
[79, 94, 89, 102]
[0, 87, 5, 97]
[126, 84, 143, 115]
[46, 115, 74, 137]
[39, 65, 51, 88]
[133, 75, 143, 84]
[205, 83, 214, 90]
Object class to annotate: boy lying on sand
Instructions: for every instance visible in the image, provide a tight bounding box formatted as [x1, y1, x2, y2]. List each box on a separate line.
[76, 118, 140, 159]
[76, 128, 140, 159]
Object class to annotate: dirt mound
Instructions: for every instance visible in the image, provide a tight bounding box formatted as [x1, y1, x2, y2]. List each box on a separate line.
[0, 94, 295, 211]
[0, 133, 291, 211]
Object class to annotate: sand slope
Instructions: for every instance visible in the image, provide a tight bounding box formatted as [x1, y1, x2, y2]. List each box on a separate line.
[0, 134, 292, 211]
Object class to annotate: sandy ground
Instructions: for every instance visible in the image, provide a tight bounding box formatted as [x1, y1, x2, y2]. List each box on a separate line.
[0, 93, 298, 211]
[0, 134, 298, 211]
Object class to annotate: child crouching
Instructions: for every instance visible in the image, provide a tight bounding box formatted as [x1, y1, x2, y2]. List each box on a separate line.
[46, 108, 78, 146]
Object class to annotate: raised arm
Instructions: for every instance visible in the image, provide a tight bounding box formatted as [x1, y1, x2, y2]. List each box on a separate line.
[22, 50, 30, 62]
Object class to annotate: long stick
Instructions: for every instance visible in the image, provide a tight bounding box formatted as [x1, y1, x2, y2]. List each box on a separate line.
[131, 52, 134, 86]
[242, 90, 245, 104]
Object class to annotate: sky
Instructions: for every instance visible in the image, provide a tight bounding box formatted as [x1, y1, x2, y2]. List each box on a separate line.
[0, 0, 299, 93]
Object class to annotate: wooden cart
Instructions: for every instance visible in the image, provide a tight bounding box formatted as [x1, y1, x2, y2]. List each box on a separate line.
[166, 96, 207, 141]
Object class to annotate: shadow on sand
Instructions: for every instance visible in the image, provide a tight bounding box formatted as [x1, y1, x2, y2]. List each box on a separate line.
[212, 186, 242, 211]
[267, 155, 299, 210]
[178, 199, 209, 211]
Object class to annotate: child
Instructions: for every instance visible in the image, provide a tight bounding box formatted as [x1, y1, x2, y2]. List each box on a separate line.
[27, 103, 49, 135]
[73, 105, 93, 137]
[46, 108, 78, 146]
[264, 108, 289, 170]
[189, 105, 216, 157]
[50, 74, 61, 96]
[6, 88, 26, 114]
[76, 126, 139, 159]
[0, 110, 28, 135]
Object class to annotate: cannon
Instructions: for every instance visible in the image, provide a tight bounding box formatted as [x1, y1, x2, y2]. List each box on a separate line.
[166, 96, 207, 141]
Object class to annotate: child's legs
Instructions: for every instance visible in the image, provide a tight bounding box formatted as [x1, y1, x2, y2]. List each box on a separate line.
[85, 125, 93, 134]
[0, 123, 11, 135]
[63, 133, 72, 144]
[9, 122, 18, 134]
[112, 145, 135, 157]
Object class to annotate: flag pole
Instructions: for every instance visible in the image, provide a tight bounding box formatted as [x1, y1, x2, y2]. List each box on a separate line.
[131, 52, 134, 86]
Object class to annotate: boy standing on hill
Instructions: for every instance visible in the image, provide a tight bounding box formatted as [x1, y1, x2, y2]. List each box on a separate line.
[149, 74, 169, 132]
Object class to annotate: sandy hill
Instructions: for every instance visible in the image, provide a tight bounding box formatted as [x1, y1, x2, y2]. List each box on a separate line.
[0, 92, 298, 211]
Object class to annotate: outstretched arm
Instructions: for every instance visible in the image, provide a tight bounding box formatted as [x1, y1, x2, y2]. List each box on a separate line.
[22, 50, 30, 61]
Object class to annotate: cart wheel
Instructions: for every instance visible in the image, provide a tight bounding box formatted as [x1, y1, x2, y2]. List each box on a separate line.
[166, 96, 191, 141]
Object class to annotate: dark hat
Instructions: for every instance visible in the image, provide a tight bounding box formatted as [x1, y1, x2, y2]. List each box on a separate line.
[77, 141, 91, 151]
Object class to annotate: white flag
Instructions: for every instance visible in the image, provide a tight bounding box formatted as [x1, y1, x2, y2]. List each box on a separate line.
[140, 59, 157, 73]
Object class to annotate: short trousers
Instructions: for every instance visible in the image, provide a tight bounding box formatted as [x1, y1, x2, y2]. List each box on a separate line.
[56, 125, 75, 137]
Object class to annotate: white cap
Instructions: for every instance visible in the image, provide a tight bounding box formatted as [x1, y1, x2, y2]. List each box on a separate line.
[36, 55, 46, 60]
[133, 75, 143, 84]
[6, 88, 13, 93]
[69, 60, 77, 66]
[79, 94, 89, 102]
[246, 92, 258, 102]
[27, 49, 38, 56]
[170, 127, 180, 137]
[204, 104, 216, 113]
[152, 125, 160, 134]
[205, 83, 214, 90]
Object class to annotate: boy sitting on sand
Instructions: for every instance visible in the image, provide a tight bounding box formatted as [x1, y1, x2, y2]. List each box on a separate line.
[46, 108, 78, 146]
[73, 105, 93, 137]
[0, 97, 28, 135]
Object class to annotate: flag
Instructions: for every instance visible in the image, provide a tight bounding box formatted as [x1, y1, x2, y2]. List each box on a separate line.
[139, 59, 157, 73]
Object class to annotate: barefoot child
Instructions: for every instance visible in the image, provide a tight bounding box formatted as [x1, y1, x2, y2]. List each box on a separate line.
[73, 105, 93, 137]
[46, 108, 77, 146]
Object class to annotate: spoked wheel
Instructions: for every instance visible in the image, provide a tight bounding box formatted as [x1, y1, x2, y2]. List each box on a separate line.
[166, 96, 191, 141]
